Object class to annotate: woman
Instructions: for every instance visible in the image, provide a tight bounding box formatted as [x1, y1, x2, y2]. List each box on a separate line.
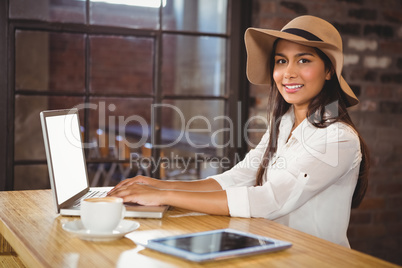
[108, 15, 369, 247]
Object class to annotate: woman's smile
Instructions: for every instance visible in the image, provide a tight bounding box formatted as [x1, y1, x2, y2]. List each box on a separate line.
[283, 83, 304, 93]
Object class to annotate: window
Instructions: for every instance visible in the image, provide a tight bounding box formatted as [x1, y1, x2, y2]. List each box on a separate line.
[1, 0, 251, 190]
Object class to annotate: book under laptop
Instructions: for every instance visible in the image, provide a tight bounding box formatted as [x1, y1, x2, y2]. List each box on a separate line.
[40, 108, 168, 218]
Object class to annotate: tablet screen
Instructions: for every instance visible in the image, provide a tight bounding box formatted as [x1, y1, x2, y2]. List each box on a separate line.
[146, 229, 292, 262]
[158, 230, 274, 254]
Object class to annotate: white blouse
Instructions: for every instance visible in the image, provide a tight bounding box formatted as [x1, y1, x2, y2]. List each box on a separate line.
[210, 108, 362, 247]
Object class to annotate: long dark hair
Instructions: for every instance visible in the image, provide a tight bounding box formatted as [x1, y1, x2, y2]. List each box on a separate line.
[255, 42, 369, 208]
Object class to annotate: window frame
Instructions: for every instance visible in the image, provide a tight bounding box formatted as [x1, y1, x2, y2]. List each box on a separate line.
[1, 0, 252, 190]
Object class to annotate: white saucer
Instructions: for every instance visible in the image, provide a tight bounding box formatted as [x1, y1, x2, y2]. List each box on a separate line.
[62, 219, 140, 241]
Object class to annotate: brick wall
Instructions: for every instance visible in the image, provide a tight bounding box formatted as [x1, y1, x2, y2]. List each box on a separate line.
[249, 0, 402, 265]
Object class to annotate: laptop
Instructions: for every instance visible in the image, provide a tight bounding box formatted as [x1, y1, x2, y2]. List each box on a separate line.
[40, 108, 168, 218]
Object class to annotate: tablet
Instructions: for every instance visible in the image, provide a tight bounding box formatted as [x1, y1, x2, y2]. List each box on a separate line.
[143, 228, 292, 262]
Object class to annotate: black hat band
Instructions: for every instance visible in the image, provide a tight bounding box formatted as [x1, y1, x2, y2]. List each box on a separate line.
[282, 28, 322, 42]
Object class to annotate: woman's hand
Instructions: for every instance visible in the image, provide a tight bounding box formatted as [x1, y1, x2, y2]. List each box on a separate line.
[107, 177, 229, 215]
[107, 176, 166, 206]
[108, 175, 161, 194]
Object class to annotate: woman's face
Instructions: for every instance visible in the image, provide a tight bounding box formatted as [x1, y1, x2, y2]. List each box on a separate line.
[273, 39, 332, 110]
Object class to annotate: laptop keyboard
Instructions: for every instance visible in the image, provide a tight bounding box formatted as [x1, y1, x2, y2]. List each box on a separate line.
[72, 190, 108, 208]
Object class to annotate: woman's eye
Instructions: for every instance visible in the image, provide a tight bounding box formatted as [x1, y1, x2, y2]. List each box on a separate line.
[276, 59, 286, 64]
[299, 59, 310, 63]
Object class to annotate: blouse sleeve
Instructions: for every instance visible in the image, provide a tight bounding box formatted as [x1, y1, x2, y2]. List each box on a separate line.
[223, 122, 362, 218]
[209, 130, 270, 189]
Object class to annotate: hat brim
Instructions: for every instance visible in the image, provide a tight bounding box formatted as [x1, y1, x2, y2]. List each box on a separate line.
[245, 28, 359, 107]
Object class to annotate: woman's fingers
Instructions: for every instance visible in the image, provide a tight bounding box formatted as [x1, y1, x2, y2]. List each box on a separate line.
[107, 175, 152, 195]
[109, 183, 164, 206]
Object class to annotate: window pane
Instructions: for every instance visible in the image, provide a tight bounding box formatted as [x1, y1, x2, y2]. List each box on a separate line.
[87, 162, 136, 187]
[90, 1, 159, 29]
[10, 0, 85, 23]
[160, 150, 223, 180]
[163, 0, 228, 34]
[86, 97, 153, 186]
[162, 34, 226, 96]
[14, 95, 85, 161]
[87, 97, 153, 161]
[160, 100, 226, 156]
[14, 165, 49, 190]
[16, 31, 85, 92]
[158, 100, 226, 179]
[90, 36, 154, 95]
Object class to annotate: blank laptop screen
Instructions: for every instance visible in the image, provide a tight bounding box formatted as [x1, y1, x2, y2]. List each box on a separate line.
[45, 113, 88, 204]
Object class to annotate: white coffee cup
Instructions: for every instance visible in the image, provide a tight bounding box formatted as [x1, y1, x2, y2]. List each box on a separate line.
[80, 197, 125, 233]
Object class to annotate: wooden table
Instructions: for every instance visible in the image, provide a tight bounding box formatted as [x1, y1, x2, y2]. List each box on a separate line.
[0, 190, 399, 268]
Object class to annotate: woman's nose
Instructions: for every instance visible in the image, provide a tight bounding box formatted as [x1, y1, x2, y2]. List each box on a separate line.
[284, 63, 297, 79]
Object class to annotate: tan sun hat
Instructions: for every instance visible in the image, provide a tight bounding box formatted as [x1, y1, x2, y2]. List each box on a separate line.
[245, 15, 359, 107]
